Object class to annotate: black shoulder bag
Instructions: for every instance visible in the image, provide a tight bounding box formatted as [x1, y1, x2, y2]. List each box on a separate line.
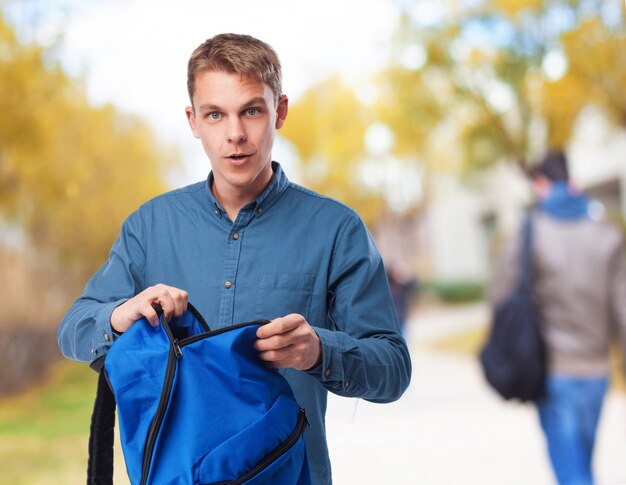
[479, 214, 546, 402]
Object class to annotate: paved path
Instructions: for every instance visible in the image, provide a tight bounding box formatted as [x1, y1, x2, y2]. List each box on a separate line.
[326, 303, 626, 485]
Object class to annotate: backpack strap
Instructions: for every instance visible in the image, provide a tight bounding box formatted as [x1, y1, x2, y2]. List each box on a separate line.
[516, 213, 534, 295]
[87, 356, 116, 485]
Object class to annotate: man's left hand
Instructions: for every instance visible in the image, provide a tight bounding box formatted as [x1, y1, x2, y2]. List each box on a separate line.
[254, 314, 321, 371]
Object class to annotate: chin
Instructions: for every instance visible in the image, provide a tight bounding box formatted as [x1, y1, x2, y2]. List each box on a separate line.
[226, 170, 261, 187]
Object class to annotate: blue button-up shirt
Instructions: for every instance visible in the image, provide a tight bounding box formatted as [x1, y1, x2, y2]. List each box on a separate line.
[58, 162, 411, 484]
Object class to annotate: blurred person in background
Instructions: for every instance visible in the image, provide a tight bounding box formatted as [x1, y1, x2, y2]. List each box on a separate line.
[57, 33, 411, 484]
[386, 261, 419, 335]
[489, 150, 626, 485]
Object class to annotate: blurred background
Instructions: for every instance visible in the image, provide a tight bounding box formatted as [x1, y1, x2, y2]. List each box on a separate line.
[0, 0, 625, 483]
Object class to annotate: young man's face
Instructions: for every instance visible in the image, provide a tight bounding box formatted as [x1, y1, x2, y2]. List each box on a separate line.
[186, 71, 288, 203]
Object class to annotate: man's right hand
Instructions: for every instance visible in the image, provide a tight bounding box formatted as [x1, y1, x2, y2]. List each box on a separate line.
[110, 284, 189, 333]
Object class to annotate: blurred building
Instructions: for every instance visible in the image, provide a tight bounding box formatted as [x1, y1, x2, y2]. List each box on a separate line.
[569, 107, 626, 216]
[374, 108, 626, 286]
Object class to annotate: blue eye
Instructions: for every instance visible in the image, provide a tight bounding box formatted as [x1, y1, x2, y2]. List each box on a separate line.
[246, 108, 259, 116]
[208, 112, 221, 120]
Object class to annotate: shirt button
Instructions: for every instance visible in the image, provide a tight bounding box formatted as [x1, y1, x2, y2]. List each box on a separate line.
[214, 209, 220, 215]
[104, 333, 110, 342]
[224, 281, 233, 289]
[324, 368, 331, 377]
[343, 381, 350, 390]
[232, 232, 239, 240]
[256, 207, 263, 214]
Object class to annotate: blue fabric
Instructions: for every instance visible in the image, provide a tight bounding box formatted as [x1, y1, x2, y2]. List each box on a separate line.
[105, 313, 311, 484]
[536, 375, 608, 485]
[539, 182, 590, 221]
[58, 162, 411, 484]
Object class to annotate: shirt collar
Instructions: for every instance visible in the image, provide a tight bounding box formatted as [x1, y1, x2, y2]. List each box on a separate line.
[204, 161, 289, 217]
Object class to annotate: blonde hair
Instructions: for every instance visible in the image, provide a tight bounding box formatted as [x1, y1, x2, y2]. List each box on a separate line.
[187, 33, 282, 106]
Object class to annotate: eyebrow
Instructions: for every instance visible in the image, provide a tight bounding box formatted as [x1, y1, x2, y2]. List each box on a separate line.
[197, 97, 269, 113]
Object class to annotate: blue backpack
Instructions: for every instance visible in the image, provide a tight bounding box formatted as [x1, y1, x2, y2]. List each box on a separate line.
[87, 304, 312, 484]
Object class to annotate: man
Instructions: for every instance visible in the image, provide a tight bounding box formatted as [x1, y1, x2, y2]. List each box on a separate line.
[490, 150, 626, 485]
[57, 33, 411, 484]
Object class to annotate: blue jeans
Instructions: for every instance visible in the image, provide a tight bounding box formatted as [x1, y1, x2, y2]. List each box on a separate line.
[536, 375, 609, 485]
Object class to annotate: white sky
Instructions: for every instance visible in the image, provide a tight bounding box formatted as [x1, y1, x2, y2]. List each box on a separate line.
[39, 0, 400, 182]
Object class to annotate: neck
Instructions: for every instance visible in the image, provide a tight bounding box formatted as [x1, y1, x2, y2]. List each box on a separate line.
[211, 183, 250, 222]
[211, 169, 274, 222]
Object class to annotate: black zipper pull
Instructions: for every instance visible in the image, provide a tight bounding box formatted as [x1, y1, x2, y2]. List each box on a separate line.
[173, 339, 183, 358]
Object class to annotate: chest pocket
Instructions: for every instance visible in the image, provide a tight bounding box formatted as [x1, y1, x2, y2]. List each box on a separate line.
[255, 273, 315, 321]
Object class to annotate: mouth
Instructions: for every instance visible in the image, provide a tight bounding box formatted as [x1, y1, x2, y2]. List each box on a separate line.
[226, 152, 254, 165]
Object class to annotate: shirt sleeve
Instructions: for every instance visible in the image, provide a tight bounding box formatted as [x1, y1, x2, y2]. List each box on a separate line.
[307, 213, 412, 403]
[57, 209, 147, 363]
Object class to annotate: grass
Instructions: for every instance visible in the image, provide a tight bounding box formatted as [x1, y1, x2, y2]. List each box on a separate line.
[0, 359, 129, 484]
[0, 361, 94, 437]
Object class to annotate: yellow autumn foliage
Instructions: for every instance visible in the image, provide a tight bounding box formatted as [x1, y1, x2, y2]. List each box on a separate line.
[489, 0, 543, 17]
[0, 15, 174, 273]
[281, 77, 385, 225]
[378, 0, 626, 175]
[561, 19, 626, 126]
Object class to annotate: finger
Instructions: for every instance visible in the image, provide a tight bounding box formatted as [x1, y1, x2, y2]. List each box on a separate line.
[254, 333, 292, 352]
[143, 303, 160, 326]
[257, 345, 295, 364]
[256, 314, 301, 339]
[172, 290, 189, 318]
[155, 292, 176, 323]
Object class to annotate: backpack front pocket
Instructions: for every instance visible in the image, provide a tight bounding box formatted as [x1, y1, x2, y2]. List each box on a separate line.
[234, 432, 308, 485]
[197, 394, 308, 484]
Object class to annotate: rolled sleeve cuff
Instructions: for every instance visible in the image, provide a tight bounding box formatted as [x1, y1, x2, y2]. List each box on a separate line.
[89, 299, 128, 359]
[307, 327, 345, 385]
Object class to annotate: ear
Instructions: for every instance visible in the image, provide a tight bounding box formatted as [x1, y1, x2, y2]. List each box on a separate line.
[185, 106, 200, 139]
[275, 95, 289, 130]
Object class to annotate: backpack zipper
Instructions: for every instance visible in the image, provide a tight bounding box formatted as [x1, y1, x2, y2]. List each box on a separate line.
[207, 408, 309, 485]
[140, 326, 181, 484]
[178, 320, 269, 349]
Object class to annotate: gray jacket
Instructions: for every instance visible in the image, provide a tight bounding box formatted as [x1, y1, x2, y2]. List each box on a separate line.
[490, 212, 626, 376]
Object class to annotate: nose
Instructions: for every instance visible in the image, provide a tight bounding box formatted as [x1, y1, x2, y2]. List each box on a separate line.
[227, 117, 246, 144]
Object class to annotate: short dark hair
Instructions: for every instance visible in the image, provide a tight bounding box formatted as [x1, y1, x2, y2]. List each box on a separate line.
[530, 150, 569, 182]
